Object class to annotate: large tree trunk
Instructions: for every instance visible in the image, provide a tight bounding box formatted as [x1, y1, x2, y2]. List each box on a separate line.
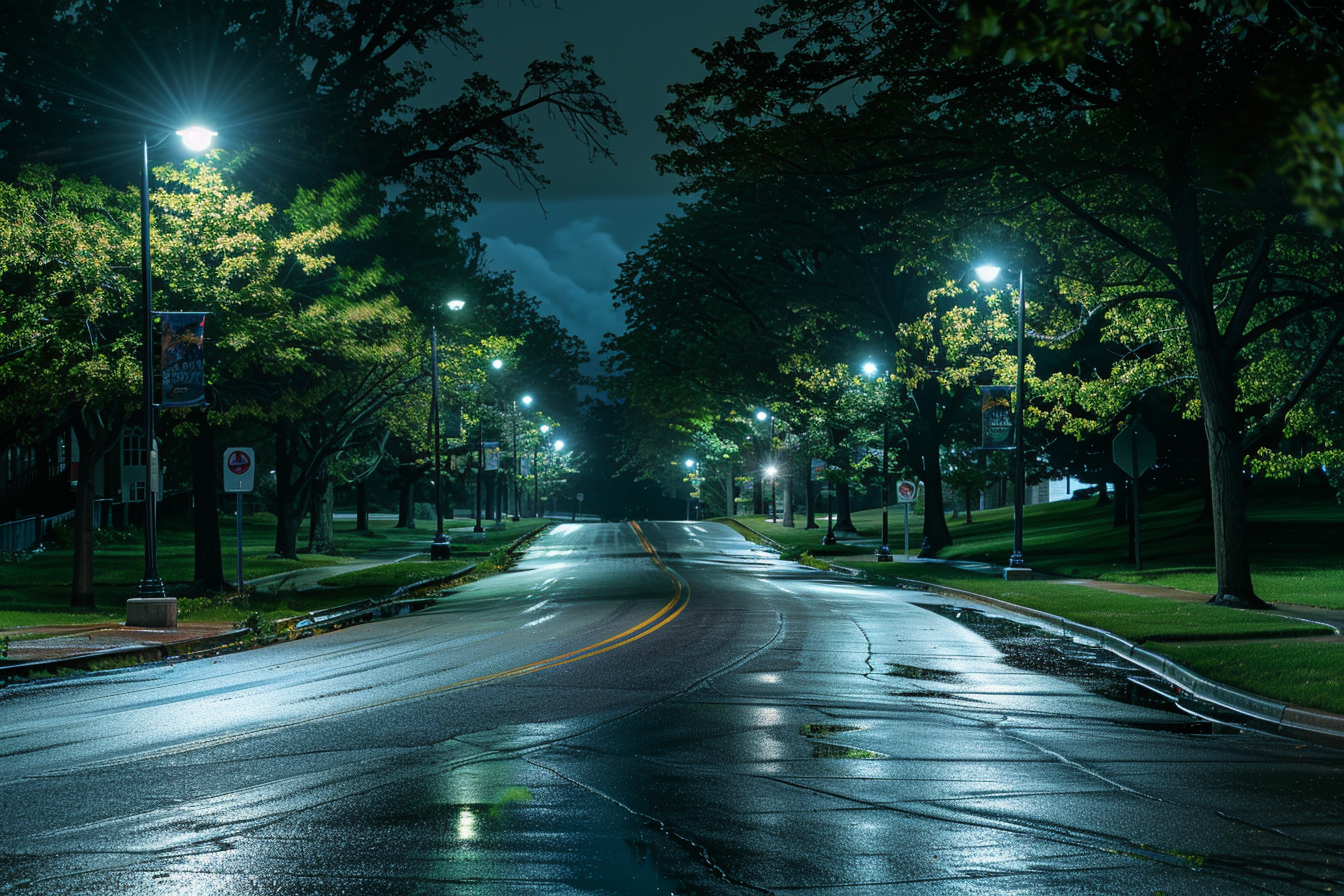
[69, 404, 122, 609]
[190, 408, 226, 592]
[805, 477, 818, 528]
[753, 476, 763, 515]
[272, 428, 309, 560]
[724, 468, 734, 517]
[911, 382, 952, 556]
[782, 463, 795, 528]
[396, 477, 416, 529]
[1195, 338, 1266, 606]
[834, 480, 857, 533]
[1168, 146, 1267, 608]
[308, 461, 334, 554]
[355, 480, 370, 531]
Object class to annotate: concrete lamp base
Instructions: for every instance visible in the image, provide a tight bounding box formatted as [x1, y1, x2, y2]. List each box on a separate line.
[1003, 567, 1034, 581]
[126, 597, 178, 629]
[430, 539, 452, 561]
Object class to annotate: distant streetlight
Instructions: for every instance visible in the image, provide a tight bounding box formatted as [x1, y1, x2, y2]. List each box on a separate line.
[684, 458, 698, 521]
[130, 125, 216, 622]
[864, 362, 893, 562]
[534, 423, 550, 516]
[755, 409, 775, 519]
[975, 262, 1031, 578]
[511, 394, 533, 520]
[430, 299, 465, 560]
[475, 358, 504, 532]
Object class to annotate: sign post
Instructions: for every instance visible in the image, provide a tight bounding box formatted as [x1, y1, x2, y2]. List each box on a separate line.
[223, 447, 256, 594]
[1112, 420, 1155, 571]
[895, 480, 918, 558]
[575, 492, 585, 522]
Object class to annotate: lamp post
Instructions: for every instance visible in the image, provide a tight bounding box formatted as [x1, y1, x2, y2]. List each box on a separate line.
[474, 358, 504, 532]
[862, 362, 893, 562]
[430, 298, 465, 560]
[684, 458, 698, 521]
[534, 423, 549, 516]
[975, 263, 1031, 578]
[511, 395, 531, 521]
[130, 126, 216, 621]
[551, 439, 565, 516]
[765, 466, 778, 523]
[755, 409, 776, 522]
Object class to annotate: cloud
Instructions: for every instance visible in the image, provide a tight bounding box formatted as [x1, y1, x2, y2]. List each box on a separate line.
[482, 217, 627, 357]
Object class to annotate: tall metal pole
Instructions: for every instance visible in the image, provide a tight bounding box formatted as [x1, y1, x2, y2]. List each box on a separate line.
[137, 137, 165, 601]
[474, 417, 484, 532]
[768, 416, 775, 522]
[878, 417, 892, 560]
[430, 326, 450, 559]
[511, 403, 521, 521]
[1010, 267, 1027, 568]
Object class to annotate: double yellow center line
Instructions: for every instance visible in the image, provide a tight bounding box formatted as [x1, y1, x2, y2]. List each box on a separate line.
[442, 521, 689, 688]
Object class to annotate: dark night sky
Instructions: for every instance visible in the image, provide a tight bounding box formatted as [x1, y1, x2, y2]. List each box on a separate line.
[430, 1, 761, 369]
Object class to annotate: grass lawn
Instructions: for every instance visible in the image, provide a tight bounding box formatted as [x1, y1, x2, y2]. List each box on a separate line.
[844, 562, 1325, 643]
[1150, 641, 1344, 716]
[0, 514, 547, 628]
[719, 481, 1344, 609]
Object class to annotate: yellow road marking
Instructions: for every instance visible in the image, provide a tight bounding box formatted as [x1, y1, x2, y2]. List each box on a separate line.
[408, 520, 688, 692]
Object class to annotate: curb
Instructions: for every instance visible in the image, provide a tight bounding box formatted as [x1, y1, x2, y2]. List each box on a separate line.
[2, 522, 553, 684]
[873, 571, 1344, 746]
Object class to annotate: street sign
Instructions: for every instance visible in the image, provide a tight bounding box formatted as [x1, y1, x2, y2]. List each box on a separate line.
[1113, 421, 1156, 478]
[223, 447, 256, 493]
[895, 480, 918, 504]
[577, 493, 585, 503]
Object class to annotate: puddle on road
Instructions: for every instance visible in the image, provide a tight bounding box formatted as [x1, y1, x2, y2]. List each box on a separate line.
[885, 662, 960, 682]
[914, 603, 1243, 736]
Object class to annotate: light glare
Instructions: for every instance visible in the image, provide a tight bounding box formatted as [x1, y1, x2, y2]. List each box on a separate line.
[975, 264, 1001, 282]
[176, 126, 217, 152]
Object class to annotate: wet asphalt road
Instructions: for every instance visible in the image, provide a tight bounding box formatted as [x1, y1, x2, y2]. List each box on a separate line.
[2, 521, 1343, 895]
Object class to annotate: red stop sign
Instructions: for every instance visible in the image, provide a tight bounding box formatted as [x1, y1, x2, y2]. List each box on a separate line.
[227, 451, 252, 476]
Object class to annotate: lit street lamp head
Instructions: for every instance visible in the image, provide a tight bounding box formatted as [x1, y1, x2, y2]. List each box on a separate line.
[862, 361, 878, 378]
[756, 410, 768, 421]
[176, 126, 217, 152]
[447, 298, 466, 312]
[491, 358, 504, 370]
[554, 440, 565, 451]
[522, 395, 533, 406]
[975, 264, 1001, 283]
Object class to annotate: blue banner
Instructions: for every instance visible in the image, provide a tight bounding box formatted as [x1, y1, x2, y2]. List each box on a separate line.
[160, 312, 207, 407]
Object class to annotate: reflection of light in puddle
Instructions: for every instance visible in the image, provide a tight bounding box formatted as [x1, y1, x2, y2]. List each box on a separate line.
[457, 807, 477, 840]
[758, 673, 781, 684]
[753, 707, 782, 726]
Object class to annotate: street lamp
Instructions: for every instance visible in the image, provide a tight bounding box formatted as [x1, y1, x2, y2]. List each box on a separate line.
[765, 465, 778, 523]
[684, 458, 698, 521]
[975, 263, 1031, 579]
[429, 298, 465, 560]
[755, 409, 776, 521]
[475, 358, 505, 532]
[863, 362, 893, 562]
[509, 394, 532, 521]
[129, 125, 216, 623]
[534, 423, 550, 516]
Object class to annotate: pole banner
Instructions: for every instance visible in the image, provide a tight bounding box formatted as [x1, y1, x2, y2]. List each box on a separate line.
[485, 441, 500, 471]
[980, 385, 1014, 449]
[159, 312, 207, 407]
[810, 458, 828, 481]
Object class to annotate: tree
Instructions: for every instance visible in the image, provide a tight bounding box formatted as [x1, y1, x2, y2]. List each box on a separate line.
[658, 0, 1344, 606]
[0, 170, 140, 607]
[0, 0, 623, 222]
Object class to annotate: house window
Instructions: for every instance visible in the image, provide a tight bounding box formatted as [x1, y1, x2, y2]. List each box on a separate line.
[123, 428, 147, 468]
[127, 481, 146, 502]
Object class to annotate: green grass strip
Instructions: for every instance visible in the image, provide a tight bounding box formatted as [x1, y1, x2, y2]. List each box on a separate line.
[1150, 642, 1344, 716]
[847, 562, 1324, 643]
